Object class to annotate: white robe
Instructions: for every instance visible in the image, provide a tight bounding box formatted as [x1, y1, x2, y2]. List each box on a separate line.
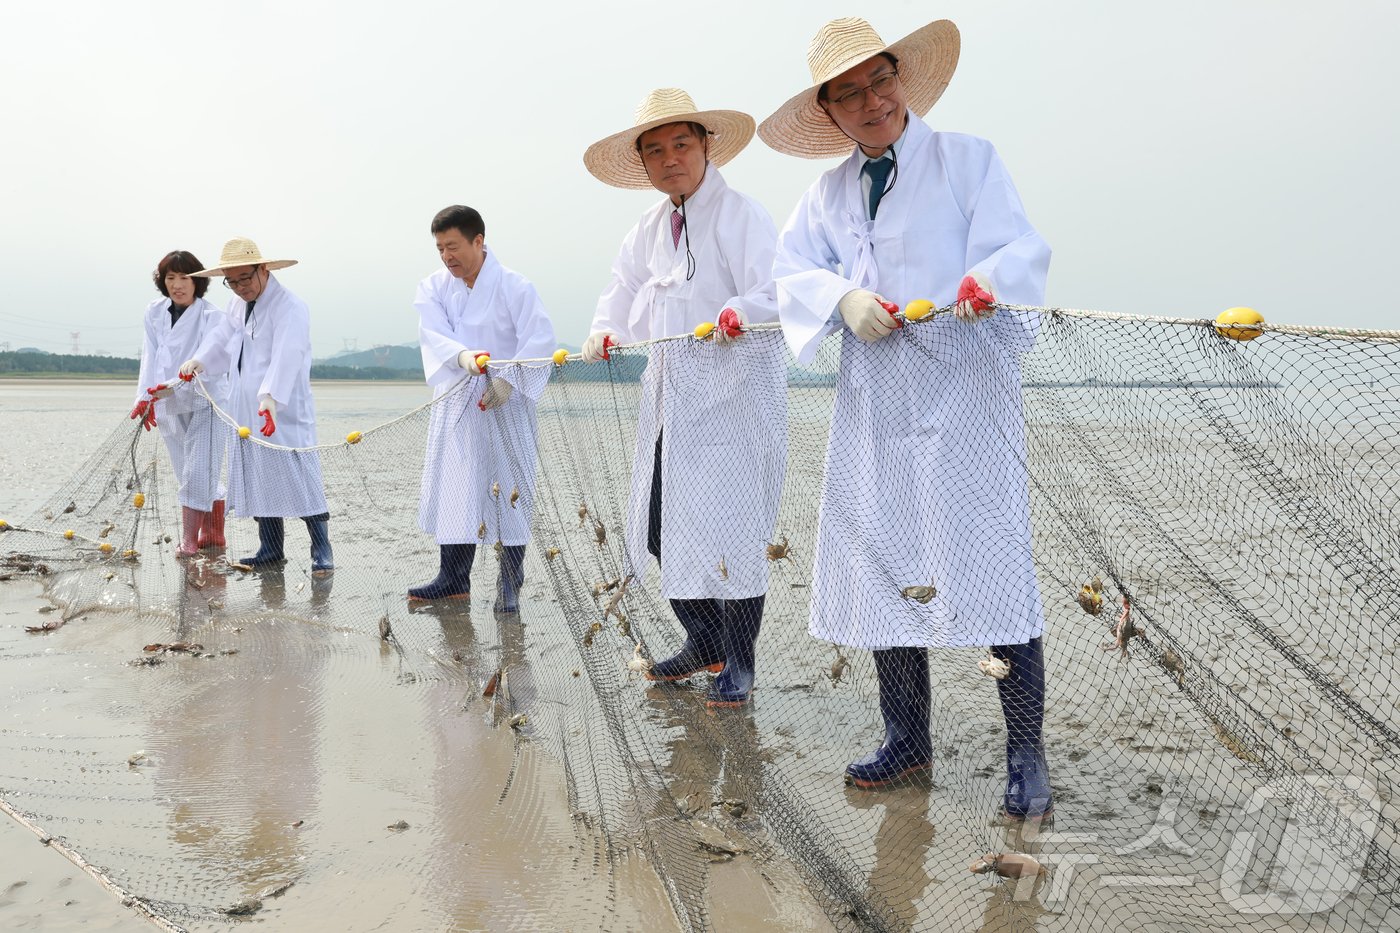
[134, 295, 230, 509]
[774, 115, 1051, 648]
[590, 163, 786, 599]
[416, 251, 555, 545]
[192, 274, 327, 518]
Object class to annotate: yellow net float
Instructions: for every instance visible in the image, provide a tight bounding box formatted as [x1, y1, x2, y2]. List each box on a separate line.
[1215, 306, 1265, 341]
[0, 519, 9, 531]
[99, 543, 113, 555]
[238, 426, 251, 439]
[903, 299, 936, 322]
[694, 321, 716, 340]
[552, 348, 569, 366]
[346, 431, 363, 445]
[475, 353, 491, 372]
[64, 530, 75, 540]
[132, 492, 145, 509]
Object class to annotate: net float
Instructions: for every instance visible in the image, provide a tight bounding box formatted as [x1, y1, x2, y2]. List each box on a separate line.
[1215, 306, 1264, 341]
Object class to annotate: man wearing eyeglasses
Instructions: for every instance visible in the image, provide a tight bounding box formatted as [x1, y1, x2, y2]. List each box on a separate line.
[758, 18, 1054, 821]
[178, 238, 333, 575]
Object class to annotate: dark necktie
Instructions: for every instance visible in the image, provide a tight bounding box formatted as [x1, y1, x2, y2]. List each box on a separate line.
[238, 300, 256, 372]
[670, 209, 684, 248]
[864, 158, 894, 219]
[169, 304, 187, 327]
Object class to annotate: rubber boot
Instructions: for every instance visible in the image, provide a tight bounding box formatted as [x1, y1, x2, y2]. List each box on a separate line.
[304, 513, 333, 574]
[845, 647, 933, 789]
[198, 499, 227, 549]
[409, 543, 476, 600]
[706, 596, 764, 708]
[176, 506, 203, 557]
[993, 637, 1054, 819]
[646, 599, 725, 682]
[496, 545, 526, 613]
[242, 517, 286, 567]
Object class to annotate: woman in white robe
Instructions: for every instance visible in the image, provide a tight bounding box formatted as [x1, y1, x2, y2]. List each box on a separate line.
[411, 205, 556, 610]
[131, 250, 231, 556]
[760, 17, 1054, 818]
[180, 239, 331, 575]
[582, 89, 787, 708]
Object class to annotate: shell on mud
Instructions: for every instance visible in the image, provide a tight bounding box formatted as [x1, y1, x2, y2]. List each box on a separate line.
[545, 546, 560, 561]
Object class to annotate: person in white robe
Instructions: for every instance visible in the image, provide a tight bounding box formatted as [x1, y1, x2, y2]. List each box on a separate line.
[178, 238, 332, 575]
[760, 17, 1054, 818]
[131, 250, 231, 556]
[410, 204, 556, 610]
[582, 88, 787, 709]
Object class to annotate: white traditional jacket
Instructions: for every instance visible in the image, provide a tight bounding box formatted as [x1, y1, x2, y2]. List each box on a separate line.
[416, 251, 556, 546]
[135, 295, 230, 508]
[774, 114, 1051, 648]
[590, 163, 787, 599]
[193, 274, 326, 517]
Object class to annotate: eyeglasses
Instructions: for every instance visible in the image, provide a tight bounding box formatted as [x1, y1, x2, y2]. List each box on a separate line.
[223, 269, 261, 290]
[828, 70, 900, 113]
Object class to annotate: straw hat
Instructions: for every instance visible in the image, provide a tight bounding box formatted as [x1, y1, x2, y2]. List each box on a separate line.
[584, 88, 756, 190]
[758, 17, 961, 159]
[192, 237, 298, 277]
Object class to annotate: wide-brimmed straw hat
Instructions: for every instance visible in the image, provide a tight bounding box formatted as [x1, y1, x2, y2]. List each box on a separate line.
[758, 17, 960, 159]
[192, 237, 298, 277]
[584, 88, 756, 190]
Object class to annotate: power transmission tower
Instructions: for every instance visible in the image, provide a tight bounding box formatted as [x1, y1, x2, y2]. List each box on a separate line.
[70, 331, 81, 354]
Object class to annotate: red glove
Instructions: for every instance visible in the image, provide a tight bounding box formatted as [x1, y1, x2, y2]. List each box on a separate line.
[877, 299, 903, 329]
[259, 408, 276, 437]
[718, 308, 744, 340]
[130, 399, 150, 420]
[146, 384, 174, 400]
[141, 402, 158, 432]
[602, 335, 614, 360]
[956, 274, 995, 320]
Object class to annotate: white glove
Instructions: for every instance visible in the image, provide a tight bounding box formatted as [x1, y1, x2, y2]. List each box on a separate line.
[178, 358, 204, 378]
[479, 379, 513, 410]
[714, 307, 748, 345]
[258, 394, 277, 420]
[582, 332, 615, 363]
[954, 272, 996, 323]
[837, 289, 898, 343]
[456, 349, 488, 375]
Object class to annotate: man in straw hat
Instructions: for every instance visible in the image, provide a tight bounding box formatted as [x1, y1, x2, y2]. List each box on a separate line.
[177, 238, 333, 575]
[581, 88, 787, 709]
[759, 17, 1053, 817]
[410, 205, 556, 609]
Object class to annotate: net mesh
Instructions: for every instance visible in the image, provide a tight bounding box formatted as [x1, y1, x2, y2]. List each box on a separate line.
[2, 308, 1398, 932]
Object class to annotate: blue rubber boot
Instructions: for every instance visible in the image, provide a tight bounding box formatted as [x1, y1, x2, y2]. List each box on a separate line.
[242, 517, 286, 567]
[845, 647, 933, 789]
[304, 513, 333, 574]
[992, 637, 1054, 820]
[706, 596, 764, 708]
[496, 545, 526, 613]
[647, 599, 725, 682]
[408, 543, 476, 600]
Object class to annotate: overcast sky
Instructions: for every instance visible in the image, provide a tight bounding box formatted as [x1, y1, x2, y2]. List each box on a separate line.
[2, 1, 1396, 358]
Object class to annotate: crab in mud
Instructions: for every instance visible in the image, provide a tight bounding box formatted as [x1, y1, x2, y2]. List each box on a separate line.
[591, 578, 621, 600]
[1103, 596, 1145, 660]
[593, 520, 607, 548]
[1160, 647, 1186, 684]
[1077, 576, 1105, 616]
[900, 579, 937, 604]
[582, 621, 603, 647]
[545, 547, 561, 561]
[765, 536, 792, 564]
[969, 851, 1046, 879]
[491, 481, 500, 499]
[510, 487, 520, 508]
[477, 521, 487, 539]
[577, 503, 589, 528]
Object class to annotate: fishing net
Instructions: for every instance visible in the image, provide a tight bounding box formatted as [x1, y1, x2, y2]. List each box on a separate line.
[1, 307, 1398, 932]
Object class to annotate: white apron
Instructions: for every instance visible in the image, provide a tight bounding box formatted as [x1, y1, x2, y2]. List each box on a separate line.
[416, 252, 555, 545]
[774, 116, 1051, 648]
[134, 295, 230, 509]
[590, 165, 786, 599]
[193, 274, 327, 518]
